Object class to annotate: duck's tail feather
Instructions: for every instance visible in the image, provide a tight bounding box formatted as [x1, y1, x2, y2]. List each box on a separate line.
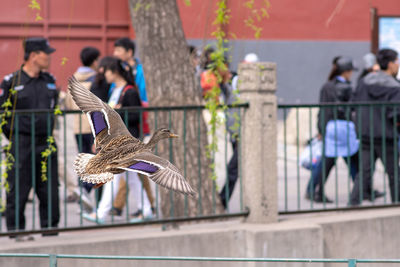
[80, 173, 114, 185]
[74, 153, 114, 184]
[73, 153, 95, 176]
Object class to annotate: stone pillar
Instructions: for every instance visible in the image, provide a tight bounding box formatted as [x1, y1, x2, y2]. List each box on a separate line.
[238, 62, 278, 223]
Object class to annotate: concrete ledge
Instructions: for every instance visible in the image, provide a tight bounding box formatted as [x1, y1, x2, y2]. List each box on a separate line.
[1, 208, 400, 266]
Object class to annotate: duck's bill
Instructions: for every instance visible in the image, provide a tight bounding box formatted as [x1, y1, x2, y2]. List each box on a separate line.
[169, 133, 179, 138]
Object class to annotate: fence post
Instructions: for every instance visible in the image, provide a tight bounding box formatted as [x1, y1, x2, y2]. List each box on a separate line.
[49, 254, 57, 267]
[348, 259, 357, 267]
[238, 62, 278, 223]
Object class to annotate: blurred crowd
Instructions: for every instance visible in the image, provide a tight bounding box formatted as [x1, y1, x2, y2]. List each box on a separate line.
[0, 36, 259, 239]
[304, 49, 400, 206]
[5, 35, 399, 240]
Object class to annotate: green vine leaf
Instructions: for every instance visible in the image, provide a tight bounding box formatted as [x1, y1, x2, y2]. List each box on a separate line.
[254, 27, 262, 38]
[40, 136, 57, 181]
[183, 0, 191, 6]
[243, 0, 270, 39]
[229, 32, 237, 39]
[1, 100, 12, 108]
[133, 2, 142, 12]
[35, 13, 43, 21]
[54, 105, 62, 115]
[261, 7, 270, 18]
[61, 57, 69, 66]
[28, 0, 41, 10]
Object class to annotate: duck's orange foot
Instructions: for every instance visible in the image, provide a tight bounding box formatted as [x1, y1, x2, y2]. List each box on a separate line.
[93, 182, 106, 189]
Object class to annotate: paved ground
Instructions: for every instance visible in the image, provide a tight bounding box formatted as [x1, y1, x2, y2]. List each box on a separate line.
[278, 142, 390, 212]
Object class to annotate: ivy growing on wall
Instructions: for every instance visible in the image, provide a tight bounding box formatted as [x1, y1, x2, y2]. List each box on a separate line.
[198, 0, 271, 182]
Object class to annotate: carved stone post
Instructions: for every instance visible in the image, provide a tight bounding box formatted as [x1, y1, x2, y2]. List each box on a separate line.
[238, 62, 278, 223]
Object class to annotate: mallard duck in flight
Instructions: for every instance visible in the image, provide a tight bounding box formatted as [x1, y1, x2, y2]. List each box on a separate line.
[68, 77, 196, 197]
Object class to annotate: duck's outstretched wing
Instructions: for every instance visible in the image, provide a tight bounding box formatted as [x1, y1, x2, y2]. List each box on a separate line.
[116, 151, 197, 197]
[68, 76, 136, 149]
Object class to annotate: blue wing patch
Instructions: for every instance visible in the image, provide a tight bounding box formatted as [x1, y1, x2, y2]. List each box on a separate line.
[128, 162, 158, 174]
[90, 111, 107, 135]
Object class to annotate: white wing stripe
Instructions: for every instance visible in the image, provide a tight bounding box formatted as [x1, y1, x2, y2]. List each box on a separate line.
[117, 167, 152, 177]
[86, 111, 96, 138]
[101, 108, 111, 135]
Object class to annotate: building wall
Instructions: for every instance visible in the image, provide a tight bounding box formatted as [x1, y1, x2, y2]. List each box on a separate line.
[178, 0, 400, 103]
[0, 0, 131, 90]
[178, 0, 400, 41]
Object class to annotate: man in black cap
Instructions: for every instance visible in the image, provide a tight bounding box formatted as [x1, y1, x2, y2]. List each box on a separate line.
[0, 37, 60, 238]
[350, 48, 400, 205]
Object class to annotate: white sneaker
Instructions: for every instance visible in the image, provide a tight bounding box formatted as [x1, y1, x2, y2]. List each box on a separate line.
[142, 207, 154, 219]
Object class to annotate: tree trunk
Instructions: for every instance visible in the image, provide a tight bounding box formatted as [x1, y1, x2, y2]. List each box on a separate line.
[128, 0, 223, 217]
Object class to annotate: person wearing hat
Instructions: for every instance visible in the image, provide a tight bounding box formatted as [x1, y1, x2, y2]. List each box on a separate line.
[0, 37, 60, 238]
[357, 52, 380, 83]
[350, 48, 400, 205]
[306, 56, 384, 203]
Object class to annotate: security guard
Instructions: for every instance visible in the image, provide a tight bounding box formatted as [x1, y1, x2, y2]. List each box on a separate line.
[0, 37, 60, 236]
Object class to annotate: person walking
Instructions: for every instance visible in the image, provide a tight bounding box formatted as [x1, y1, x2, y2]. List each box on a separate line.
[111, 37, 155, 218]
[219, 54, 258, 209]
[350, 49, 400, 205]
[64, 46, 100, 211]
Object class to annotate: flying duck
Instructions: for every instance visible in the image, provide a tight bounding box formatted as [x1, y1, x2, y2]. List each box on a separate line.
[68, 76, 196, 197]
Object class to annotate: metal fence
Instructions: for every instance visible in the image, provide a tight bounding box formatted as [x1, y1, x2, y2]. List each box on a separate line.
[278, 102, 400, 213]
[0, 104, 248, 235]
[5, 101, 400, 232]
[1, 253, 400, 267]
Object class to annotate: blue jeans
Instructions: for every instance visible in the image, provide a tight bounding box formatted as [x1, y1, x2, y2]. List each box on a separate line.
[306, 154, 358, 197]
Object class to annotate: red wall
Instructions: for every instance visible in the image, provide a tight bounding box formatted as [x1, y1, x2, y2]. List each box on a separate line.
[0, 0, 131, 90]
[177, 0, 400, 41]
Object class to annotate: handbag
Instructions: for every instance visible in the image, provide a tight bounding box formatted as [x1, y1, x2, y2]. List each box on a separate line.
[299, 138, 322, 170]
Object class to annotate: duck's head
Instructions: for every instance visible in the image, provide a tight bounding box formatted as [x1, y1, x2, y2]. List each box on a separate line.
[147, 128, 179, 148]
[154, 128, 179, 140]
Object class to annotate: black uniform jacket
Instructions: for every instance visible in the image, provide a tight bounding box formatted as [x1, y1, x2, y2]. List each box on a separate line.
[0, 67, 59, 139]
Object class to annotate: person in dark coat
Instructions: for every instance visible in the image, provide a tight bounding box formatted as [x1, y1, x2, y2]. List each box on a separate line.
[0, 38, 60, 238]
[350, 48, 400, 205]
